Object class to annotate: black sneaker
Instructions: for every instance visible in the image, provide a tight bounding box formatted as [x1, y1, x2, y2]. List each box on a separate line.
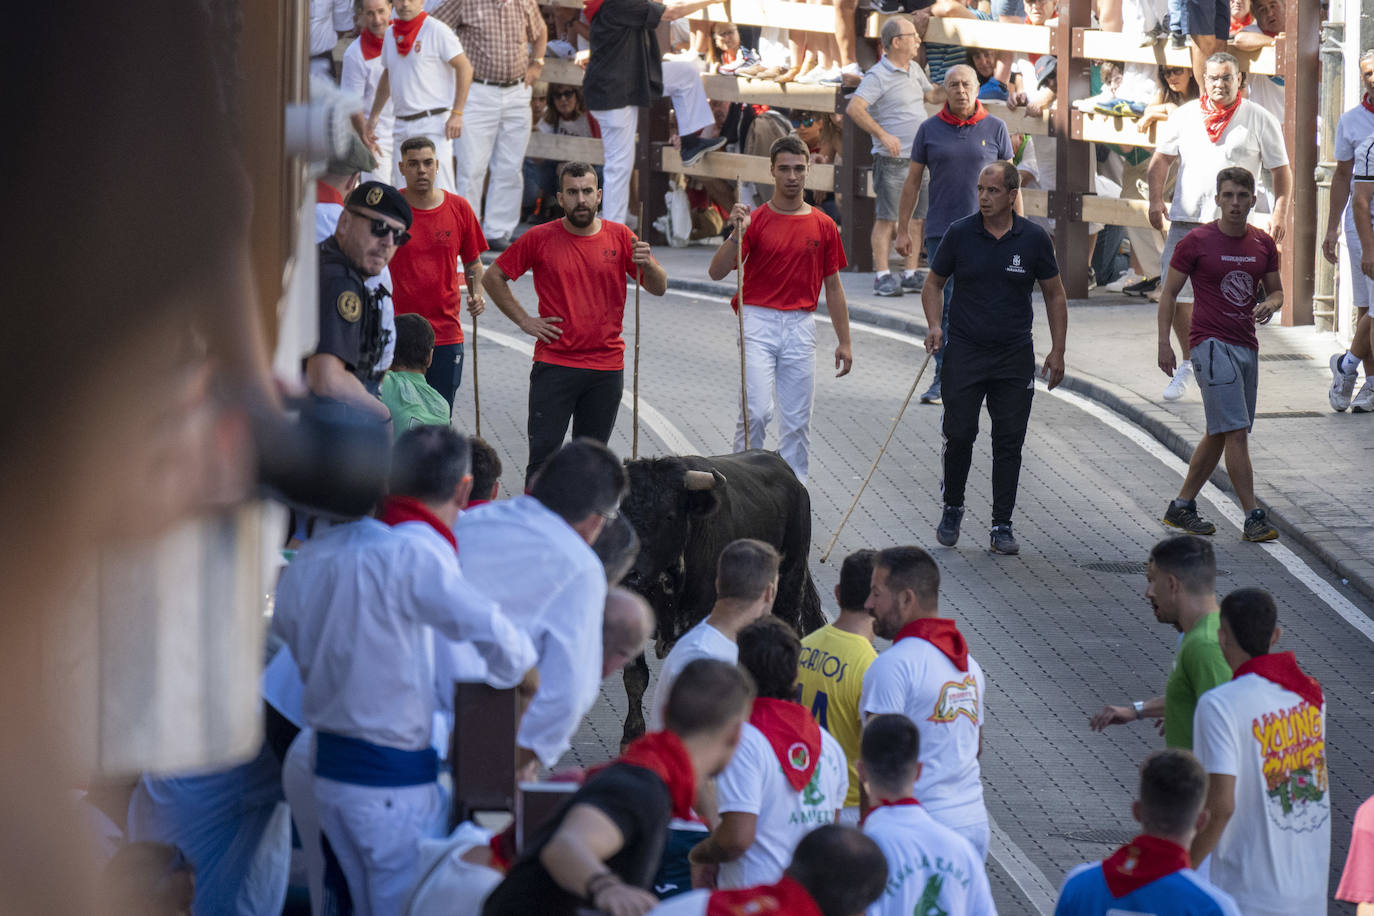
[936, 505, 964, 546]
[1122, 275, 1160, 297]
[989, 524, 1020, 555]
[1163, 499, 1216, 535]
[680, 134, 728, 167]
[1169, 30, 1186, 49]
[1243, 508, 1279, 542]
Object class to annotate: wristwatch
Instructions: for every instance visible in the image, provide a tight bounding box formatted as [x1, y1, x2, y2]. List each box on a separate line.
[531, 56, 545, 66]
[1132, 700, 1145, 720]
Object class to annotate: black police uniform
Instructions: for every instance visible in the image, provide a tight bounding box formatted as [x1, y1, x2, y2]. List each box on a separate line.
[317, 237, 386, 387]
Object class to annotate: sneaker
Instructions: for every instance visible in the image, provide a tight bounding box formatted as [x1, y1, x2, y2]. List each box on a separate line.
[719, 48, 759, 74]
[1169, 31, 1186, 49]
[936, 505, 964, 546]
[1352, 379, 1374, 412]
[1138, 23, 1167, 46]
[988, 524, 1020, 555]
[680, 134, 728, 167]
[1104, 270, 1144, 292]
[1163, 499, 1216, 535]
[1093, 98, 1143, 118]
[821, 62, 863, 86]
[1162, 361, 1193, 401]
[1242, 508, 1279, 542]
[796, 65, 837, 84]
[919, 380, 941, 404]
[900, 271, 925, 292]
[1122, 275, 1161, 297]
[1329, 353, 1359, 411]
[874, 273, 903, 297]
[485, 234, 511, 251]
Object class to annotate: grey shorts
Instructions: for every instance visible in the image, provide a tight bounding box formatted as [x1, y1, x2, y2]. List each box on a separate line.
[873, 155, 929, 222]
[1192, 337, 1258, 435]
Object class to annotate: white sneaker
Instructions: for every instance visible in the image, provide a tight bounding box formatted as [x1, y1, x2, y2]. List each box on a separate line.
[1104, 271, 1144, 292]
[797, 65, 837, 84]
[1163, 361, 1193, 401]
[1352, 379, 1374, 413]
[1329, 352, 1359, 411]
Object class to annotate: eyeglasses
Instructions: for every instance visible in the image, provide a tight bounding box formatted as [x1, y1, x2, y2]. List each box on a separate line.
[552, 89, 578, 99]
[797, 115, 816, 127]
[349, 209, 410, 245]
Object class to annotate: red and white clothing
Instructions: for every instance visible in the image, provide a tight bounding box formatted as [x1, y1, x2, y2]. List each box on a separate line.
[647, 876, 826, 915]
[862, 800, 995, 916]
[381, 14, 465, 192]
[1192, 653, 1330, 916]
[388, 190, 487, 346]
[1170, 222, 1279, 351]
[860, 619, 988, 859]
[342, 32, 396, 184]
[1155, 98, 1288, 223]
[494, 219, 640, 370]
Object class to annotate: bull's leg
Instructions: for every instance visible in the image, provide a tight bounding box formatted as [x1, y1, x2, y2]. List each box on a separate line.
[621, 652, 650, 748]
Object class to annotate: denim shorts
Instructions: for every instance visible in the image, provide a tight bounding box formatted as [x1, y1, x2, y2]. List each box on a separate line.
[873, 155, 929, 222]
[1193, 337, 1259, 434]
[1182, 0, 1228, 38]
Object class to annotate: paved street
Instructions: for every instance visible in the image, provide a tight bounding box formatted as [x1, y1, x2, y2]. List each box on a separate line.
[456, 267, 1374, 914]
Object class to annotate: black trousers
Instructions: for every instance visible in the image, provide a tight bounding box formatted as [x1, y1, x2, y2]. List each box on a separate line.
[425, 342, 466, 410]
[940, 341, 1035, 526]
[526, 361, 623, 484]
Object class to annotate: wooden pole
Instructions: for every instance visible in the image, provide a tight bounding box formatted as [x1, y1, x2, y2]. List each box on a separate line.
[736, 176, 750, 450]
[632, 202, 645, 458]
[819, 352, 932, 563]
[471, 311, 480, 437]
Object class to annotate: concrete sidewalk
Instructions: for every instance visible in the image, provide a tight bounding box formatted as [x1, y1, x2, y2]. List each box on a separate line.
[646, 243, 1374, 603]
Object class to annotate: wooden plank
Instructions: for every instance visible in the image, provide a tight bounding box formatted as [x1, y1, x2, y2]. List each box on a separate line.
[541, 57, 585, 87]
[1072, 109, 1158, 148]
[920, 18, 1052, 55]
[1074, 28, 1278, 75]
[659, 147, 836, 191]
[701, 73, 840, 112]
[1021, 188, 1050, 218]
[686, 0, 835, 32]
[525, 131, 606, 164]
[1079, 194, 1153, 228]
[993, 102, 1052, 137]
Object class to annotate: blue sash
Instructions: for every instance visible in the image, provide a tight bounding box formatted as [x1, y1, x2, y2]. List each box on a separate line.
[314, 732, 438, 787]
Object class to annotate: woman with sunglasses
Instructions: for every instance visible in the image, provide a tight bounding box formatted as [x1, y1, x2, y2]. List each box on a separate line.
[523, 84, 604, 221]
[1138, 65, 1199, 134]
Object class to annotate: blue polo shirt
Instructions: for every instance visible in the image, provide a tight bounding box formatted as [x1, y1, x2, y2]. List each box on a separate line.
[1055, 862, 1241, 916]
[929, 212, 1057, 350]
[911, 108, 1014, 238]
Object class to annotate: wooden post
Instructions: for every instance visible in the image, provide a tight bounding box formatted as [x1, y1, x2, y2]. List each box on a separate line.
[1279, 19, 1318, 325]
[1055, 0, 1092, 299]
[448, 682, 518, 830]
[838, 92, 876, 272]
[639, 99, 674, 245]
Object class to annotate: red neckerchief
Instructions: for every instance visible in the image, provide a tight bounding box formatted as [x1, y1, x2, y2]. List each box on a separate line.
[1200, 95, 1241, 143]
[706, 876, 823, 916]
[391, 13, 427, 56]
[894, 618, 969, 671]
[1230, 12, 1253, 31]
[858, 796, 921, 827]
[359, 27, 385, 60]
[584, 0, 605, 20]
[1362, 94, 1374, 114]
[611, 731, 698, 820]
[749, 697, 821, 792]
[1102, 835, 1191, 898]
[936, 101, 989, 127]
[1234, 651, 1324, 709]
[380, 494, 457, 552]
[464, 498, 492, 509]
[315, 180, 345, 206]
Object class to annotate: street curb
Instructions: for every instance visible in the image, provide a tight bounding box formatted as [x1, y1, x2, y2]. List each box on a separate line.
[666, 276, 1374, 605]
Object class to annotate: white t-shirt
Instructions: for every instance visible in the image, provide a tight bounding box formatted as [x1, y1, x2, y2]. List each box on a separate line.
[1334, 103, 1374, 236]
[1155, 98, 1289, 222]
[382, 16, 464, 116]
[714, 722, 848, 889]
[862, 803, 995, 916]
[1238, 25, 1284, 123]
[860, 638, 986, 829]
[1192, 673, 1330, 916]
[342, 38, 395, 149]
[648, 620, 738, 732]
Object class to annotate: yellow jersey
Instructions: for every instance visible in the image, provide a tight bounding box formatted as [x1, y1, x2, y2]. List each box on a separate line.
[796, 624, 877, 808]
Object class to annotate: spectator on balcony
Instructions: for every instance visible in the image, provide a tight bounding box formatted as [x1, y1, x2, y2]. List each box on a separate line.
[1229, 0, 1283, 121]
[708, 22, 759, 74]
[922, 0, 996, 86]
[523, 84, 602, 222]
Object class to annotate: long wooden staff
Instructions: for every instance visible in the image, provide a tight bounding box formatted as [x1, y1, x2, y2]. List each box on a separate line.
[632, 202, 645, 458]
[470, 310, 481, 437]
[736, 176, 750, 450]
[820, 352, 933, 563]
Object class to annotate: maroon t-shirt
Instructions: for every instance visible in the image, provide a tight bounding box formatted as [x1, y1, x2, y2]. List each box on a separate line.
[1170, 222, 1279, 351]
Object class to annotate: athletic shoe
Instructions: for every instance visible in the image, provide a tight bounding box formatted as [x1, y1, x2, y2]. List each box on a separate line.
[719, 48, 760, 74]
[821, 62, 864, 86]
[900, 271, 925, 292]
[988, 525, 1020, 555]
[936, 505, 964, 546]
[1138, 23, 1167, 46]
[1169, 31, 1186, 49]
[1104, 270, 1145, 292]
[1329, 353, 1358, 411]
[1162, 361, 1193, 401]
[1122, 275, 1160, 297]
[1094, 98, 1142, 118]
[797, 65, 838, 85]
[1163, 499, 1216, 535]
[485, 234, 511, 252]
[1242, 508, 1279, 542]
[919, 380, 942, 404]
[1352, 379, 1374, 412]
[680, 134, 728, 167]
[874, 273, 903, 297]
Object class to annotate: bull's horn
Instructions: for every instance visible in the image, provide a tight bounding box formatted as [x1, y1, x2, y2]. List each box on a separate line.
[683, 470, 716, 491]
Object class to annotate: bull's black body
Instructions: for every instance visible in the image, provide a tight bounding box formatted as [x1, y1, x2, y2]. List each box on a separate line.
[618, 449, 825, 742]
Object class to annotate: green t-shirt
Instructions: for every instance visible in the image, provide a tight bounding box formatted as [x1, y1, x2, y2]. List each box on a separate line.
[379, 370, 451, 439]
[1164, 612, 1232, 749]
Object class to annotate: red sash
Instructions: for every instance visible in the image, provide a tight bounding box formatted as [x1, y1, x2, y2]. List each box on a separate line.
[749, 697, 821, 792]
[316, 180, 345, 206]
[584, 0, 605, 20]
[858, 796, 920, 826]
[706, 876, 823, 916]
[1234, 651, 1324, 709]
[614, 731, 698, 820]
[936, 101, 989, 127]
[380, 495, 457, 552]
[1200, 95, 1241, 143]
[893, 618, 969, 672]
[360, 27, 385, 61]
[391, 13, 427, 56]
[1102, 835, 1191, 898]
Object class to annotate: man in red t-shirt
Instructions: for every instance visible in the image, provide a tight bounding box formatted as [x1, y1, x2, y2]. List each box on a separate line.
[390, 136, 488, 410]
[1157, 166, 1282, 543]
[707, 135, 853, 484]
[483, 161, 667, 484]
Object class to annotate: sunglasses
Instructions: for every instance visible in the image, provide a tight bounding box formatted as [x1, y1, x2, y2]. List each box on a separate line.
[797, 116, 816, 127]
[349, 210, 410, 246]
[552, 89, 578, 99]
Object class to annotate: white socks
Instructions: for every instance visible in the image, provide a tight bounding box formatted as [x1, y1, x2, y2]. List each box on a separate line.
[1339, 351, 1360, 375]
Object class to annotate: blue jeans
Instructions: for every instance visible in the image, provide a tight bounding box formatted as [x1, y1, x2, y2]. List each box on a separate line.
[425, 342, 464, 411]
[926, 234, 957, 381]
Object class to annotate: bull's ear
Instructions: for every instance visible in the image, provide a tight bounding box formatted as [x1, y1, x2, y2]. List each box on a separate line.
[685, 471, 726, 518]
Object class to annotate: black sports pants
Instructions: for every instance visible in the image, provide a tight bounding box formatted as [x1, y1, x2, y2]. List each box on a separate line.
[940, 341, 1035, 526]
[526, 361, 623, 484]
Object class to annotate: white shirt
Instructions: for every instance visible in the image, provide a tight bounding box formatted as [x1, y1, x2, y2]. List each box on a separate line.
[862, 803, 996, 916]
[382, 16, 464, 116]
[648, 621, 738, 732]
[1335, 102, 1374, 236]
[646, 890, 710, 915]
[342, 37, 395, 148]
[450, 496, 608, 767]
[308, 0, 337, 56]
[860, 638, 987, 829]
[1156, 98, 1289, 222]
[714, 722, 848, 889]
[315, 201, 396, 373]
[1192, 672, 1330, 916]
[271, 518, 535, 750]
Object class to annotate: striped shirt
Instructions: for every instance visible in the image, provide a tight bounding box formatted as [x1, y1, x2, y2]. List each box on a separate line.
[923, 9, 994, 84]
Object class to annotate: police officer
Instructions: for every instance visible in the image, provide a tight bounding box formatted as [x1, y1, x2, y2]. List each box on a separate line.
[921, 161, 1067, 556]
[308, 180, 413, 424]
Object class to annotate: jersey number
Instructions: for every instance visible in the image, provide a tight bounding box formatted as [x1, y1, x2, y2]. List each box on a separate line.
[809, 690, 829, 729]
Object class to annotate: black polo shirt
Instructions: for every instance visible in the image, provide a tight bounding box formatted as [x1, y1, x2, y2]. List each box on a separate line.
[930, 212, 1058, 350]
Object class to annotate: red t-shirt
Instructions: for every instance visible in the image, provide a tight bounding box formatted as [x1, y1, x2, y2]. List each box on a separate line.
[494, 219, 639, 371]
[388, 191, 487, 345]
[1170, 222, 1279, 351]
[732, 204, 847, 312]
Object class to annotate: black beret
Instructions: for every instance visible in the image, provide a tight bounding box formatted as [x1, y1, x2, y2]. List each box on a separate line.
[346, 181, 413, 228]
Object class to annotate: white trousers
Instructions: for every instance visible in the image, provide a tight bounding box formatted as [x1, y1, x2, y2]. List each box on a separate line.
[455, 81, 533, 239]
[733, 306, 817, 483]
[282, 731, 326, 916]
[662, 58, 714, 137]
[588, 105, 638, 225]
[392, 112, 455, 192]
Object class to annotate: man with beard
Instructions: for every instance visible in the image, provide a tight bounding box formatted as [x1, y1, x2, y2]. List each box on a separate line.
[483, 161, 667, 484]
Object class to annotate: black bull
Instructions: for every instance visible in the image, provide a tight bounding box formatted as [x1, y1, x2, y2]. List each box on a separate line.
[618, 450, 825, 743]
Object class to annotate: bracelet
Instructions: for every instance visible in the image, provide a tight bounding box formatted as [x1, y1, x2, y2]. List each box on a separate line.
[1132, 700, 1145, 720]
[585, 871, 618, 899]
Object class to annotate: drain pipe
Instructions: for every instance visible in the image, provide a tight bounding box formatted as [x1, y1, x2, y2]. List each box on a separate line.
[1313, 21, 1344, 331]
